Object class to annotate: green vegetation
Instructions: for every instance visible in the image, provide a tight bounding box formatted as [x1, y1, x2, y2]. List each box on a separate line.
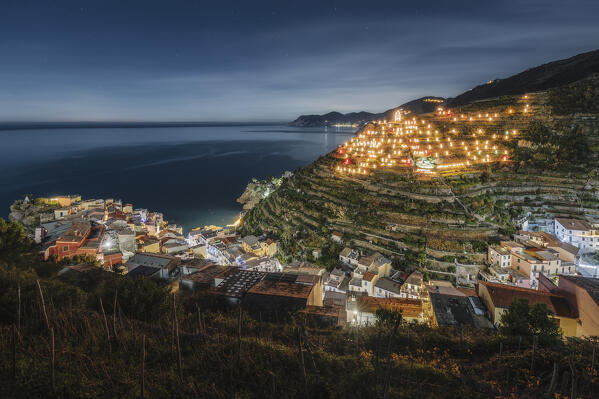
[549, 74, 599, 115]
[499, 298, 561, 347]
[509, 121, 589, 170]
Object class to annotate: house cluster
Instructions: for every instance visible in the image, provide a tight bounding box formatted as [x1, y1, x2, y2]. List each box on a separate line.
[484, 229, 579, 290]
[187, 228, 280, 272]
[33, 195, 281, 276]
[36, 195, 169, 268]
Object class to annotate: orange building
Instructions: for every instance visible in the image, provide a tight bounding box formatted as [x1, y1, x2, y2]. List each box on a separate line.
[53, 222, 92, 260]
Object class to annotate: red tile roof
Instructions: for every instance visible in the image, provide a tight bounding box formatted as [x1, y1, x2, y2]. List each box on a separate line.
[363, 271, 377, 282]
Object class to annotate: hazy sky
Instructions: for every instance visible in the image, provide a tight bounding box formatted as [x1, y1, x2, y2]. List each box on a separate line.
[1, 0, 598, 122]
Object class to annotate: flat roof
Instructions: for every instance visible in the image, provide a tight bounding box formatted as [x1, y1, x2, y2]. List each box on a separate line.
[356, 296, 422, 318]
[248, 279, 314, 299]
[375, 277, 402, 294]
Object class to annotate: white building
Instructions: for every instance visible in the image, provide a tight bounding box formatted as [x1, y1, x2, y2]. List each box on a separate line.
[339, 247, 360, 266]
[555, 218, 599, 251]
[374, 277, 402, 298]
[488, 245, 511, 268]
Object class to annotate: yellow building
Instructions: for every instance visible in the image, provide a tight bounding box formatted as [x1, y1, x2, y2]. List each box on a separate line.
[477, 281, 578, 337]
[241, 235, 278, 257]
[139, 236, 160, 253]
[539, 274, 599, 338]
[38, 194, 81, 207]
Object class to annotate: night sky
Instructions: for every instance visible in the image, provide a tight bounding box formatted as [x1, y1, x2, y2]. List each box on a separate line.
[1, 0, 598, 122]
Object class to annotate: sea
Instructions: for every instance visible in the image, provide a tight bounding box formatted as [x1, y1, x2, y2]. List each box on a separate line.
[0, 124, 355, 232]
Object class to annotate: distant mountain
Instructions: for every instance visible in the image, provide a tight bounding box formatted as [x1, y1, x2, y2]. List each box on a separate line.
[289, 111, 376, 127]
[291, 50, 599, 127]
[289, 97, 446, 127]
[447, 49, 599, 106]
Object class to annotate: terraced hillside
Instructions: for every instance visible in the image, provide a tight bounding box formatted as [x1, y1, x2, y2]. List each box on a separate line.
[242, 73, 599, 269]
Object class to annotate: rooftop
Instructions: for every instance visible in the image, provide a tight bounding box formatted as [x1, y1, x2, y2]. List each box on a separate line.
[363, 271, 377, 282]
[356, 296, 423, 318]
[181, 265, 236, 285]
[248, 274, 314, 299]
[215, 270, 266, 298]
[489, 245, 511, 255]
[555, 218, 592, 231]
[430, 292, 492, 329]
[375, 277, 402, 294]
[127, 265, 161, 278]
[559, 275, 599, 307]
[479, 281, 578, 318]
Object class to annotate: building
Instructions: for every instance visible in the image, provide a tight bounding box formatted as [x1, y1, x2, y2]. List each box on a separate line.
[348, 296, 424, 325]
[339, 247, 360, 266]
[361, 271, 378, 296]
[538, 274, 599, 337]
[116, 227, 135, 251]
[555, 218, 599, 251]
[400, 271, 424, 299]
[516, 230, 580, 262]
[180, 264, 236, 291]
[510, 248, 563, 288]
[324, 268, 348, 294]
[126, 253, 180, 279]
[242, 257, 282, 272]
[331, 231, 344, 243]
[488, 245, 511, 268]
[374, 277, 402, 298]
[427, 285, 493, 329]
[477, 281, 578, 337]
[138, 236, 160, 253]
[240, 235, 277, 257]
[244, 273, 322, 316]
[52, 222, 92, 260]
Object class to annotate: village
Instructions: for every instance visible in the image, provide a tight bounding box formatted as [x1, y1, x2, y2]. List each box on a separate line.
[21, 192, 599, 338]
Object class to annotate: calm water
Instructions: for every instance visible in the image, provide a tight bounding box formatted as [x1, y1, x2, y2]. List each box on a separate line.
[0, 124, 355, 232]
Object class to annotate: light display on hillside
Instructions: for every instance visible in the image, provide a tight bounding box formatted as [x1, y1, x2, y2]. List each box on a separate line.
[334, 96, 532, 176]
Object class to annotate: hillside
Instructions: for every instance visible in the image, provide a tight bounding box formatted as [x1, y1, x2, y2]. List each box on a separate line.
[1, 262, 597, 399]
[243, 56, 599, 270]
[447, 49, 599, 107]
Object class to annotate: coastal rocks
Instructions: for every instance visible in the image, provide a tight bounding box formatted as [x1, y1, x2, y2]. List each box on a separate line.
[237, 172, 293, 211]
[9, 197, 58, 233]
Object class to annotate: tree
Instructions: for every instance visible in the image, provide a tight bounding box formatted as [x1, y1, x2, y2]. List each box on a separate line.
[0, 218, 32, 265]
[375, 307, 403, 329]
[499, 298, 561, 346]
[499, 298, 530, 338]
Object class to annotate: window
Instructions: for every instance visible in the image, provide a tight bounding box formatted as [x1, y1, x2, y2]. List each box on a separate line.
[63, 245, 69, 251]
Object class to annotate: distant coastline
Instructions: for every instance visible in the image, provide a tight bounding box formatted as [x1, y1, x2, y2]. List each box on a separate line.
[0, 121, 286, 131]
